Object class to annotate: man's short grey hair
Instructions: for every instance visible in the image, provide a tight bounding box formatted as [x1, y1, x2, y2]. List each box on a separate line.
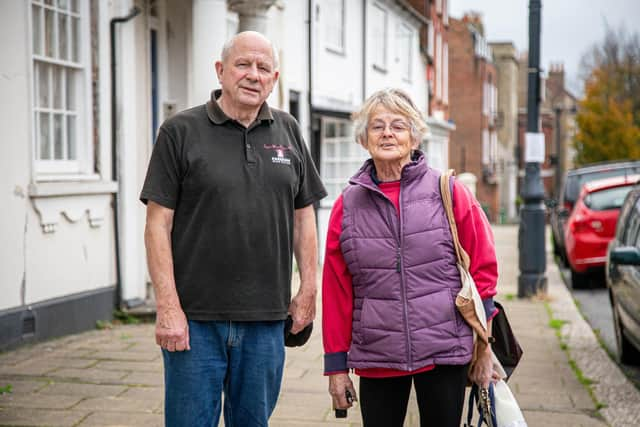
[220, 31, 280, 70]
[352, 88, 429, 147]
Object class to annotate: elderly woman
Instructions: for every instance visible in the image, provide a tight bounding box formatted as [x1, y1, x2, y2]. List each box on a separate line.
[322, 89, 499, 427]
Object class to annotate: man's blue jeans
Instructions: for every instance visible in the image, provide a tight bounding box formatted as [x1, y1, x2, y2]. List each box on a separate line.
[162, 320, 285, 427]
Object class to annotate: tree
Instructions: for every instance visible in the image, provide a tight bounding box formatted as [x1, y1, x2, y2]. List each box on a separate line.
[574, 27, 640, 165]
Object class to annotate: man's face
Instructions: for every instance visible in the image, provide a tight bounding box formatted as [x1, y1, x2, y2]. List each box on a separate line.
[215, 34, 279, 110]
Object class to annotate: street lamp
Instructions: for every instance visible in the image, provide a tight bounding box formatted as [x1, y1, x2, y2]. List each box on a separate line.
[518, 0, 548, 297]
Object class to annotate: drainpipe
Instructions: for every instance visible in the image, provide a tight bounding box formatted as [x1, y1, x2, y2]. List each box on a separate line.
[307, 0, 315, 160]
[110, 6, 141, 309]
[362, 0, 366, 102]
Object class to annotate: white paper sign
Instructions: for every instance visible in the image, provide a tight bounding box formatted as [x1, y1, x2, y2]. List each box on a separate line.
[525, 132, 545, 163]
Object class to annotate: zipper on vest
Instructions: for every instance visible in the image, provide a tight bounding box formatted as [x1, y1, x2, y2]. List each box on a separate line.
[396, 248, 401, 272]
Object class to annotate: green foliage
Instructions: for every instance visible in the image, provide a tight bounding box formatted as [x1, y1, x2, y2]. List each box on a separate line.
[549, 318, 568, 330]
[0, 384, 12, 394]
[113, 310, 141, 325]
[574, 28, 640, 165]
[95, 320, 112, 330]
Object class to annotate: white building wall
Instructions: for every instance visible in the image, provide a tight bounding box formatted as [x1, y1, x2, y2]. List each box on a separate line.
[312, 0, 364, 112]
[1, 1, 117, 313]
[366, 1, 427, 113]
[25, 208, 116, 304]
[0, 2, 32, 311]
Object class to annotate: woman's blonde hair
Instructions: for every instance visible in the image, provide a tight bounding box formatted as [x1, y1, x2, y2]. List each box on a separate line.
[352, 88, 429, 146]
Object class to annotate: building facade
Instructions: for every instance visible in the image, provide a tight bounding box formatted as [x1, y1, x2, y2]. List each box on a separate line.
[0, 0, 435, 349]
[546, 64, 578, 195]
[490, 41, 519, 222]
[448, 15, 500, 221]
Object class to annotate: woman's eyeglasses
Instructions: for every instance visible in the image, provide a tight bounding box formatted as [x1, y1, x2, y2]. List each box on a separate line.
[368, 121, 411, 135]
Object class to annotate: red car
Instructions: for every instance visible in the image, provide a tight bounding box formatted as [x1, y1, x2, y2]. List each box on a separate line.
[565, 174, 640, 288]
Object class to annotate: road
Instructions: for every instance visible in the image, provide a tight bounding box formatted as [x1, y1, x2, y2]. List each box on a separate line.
[557, 263, 640, 390]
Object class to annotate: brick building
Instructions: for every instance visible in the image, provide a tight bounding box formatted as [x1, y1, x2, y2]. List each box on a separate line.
[448, 14, 500, 221]
[408, 0, 455, 170]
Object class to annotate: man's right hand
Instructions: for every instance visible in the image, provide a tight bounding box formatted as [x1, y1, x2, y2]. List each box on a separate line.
[329, 372, 357, 410]
[155, 306, 190, 352]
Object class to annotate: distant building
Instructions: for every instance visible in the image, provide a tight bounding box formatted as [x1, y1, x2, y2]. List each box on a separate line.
[490, 41, 519, 222]
[448, 14, 500, 221]
[546, 64, 578, 196]
[516, 54, 576, 200]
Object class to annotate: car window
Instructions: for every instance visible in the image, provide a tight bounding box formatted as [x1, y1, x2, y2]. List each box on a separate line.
[584, 186, 634, 211]
[565, 165, 640, 204]
[623, 198, 640, 245]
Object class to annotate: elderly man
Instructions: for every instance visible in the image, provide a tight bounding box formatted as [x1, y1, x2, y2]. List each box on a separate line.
[140, 31, 326, 427]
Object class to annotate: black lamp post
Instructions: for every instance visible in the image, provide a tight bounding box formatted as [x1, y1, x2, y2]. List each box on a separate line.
[518, 0, 548, 297]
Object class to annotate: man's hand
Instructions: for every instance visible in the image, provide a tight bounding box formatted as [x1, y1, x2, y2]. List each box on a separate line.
[155, 306, 190, 352]
[288, 287, 316, 334]
[329, 373, 357, 410]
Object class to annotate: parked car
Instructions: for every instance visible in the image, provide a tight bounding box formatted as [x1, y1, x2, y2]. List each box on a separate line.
[564, 175, 639, 288]
[606, 184, 640, 364]
[550, 160, 640, 266]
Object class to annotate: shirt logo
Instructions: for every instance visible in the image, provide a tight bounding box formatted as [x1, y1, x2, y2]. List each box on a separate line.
[264, 144, 292, 165]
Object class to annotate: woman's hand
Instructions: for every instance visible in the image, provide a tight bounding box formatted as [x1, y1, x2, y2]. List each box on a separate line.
[329, 373, 358, 410]
[468, 342, 500, 388]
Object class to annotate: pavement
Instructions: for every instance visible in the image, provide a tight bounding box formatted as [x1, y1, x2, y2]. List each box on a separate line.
[1, 224, 639, 426]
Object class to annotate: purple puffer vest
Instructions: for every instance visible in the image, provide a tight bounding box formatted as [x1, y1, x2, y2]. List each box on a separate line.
[340, 153, 473, 371]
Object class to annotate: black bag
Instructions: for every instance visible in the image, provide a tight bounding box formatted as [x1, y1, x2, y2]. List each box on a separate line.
[284, 315, 313, 347]
[492, 301, 523, 380]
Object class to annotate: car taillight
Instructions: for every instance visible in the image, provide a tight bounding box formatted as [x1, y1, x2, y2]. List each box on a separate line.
[570, 217, 603, 233]
[570, 218, 590, 233]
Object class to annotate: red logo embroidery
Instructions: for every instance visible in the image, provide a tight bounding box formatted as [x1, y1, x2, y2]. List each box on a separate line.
[264, 144, 291, 158]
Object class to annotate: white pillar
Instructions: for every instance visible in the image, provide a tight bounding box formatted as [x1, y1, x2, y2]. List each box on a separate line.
[228, 0, 278, 34]
[117, 1, 145, 303]
[190, 0, 228, 107]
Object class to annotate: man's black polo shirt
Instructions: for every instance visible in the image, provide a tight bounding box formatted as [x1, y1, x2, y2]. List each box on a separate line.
[140, 91, 327, 321]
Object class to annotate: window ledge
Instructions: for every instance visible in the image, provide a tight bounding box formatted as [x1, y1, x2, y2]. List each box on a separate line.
[29, 180, 118, 233]
[29, 180, 118, 197]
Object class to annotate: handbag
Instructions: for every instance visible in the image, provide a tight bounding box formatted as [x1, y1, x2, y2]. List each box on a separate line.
[492, 301, 523, 380]
[439, 170, 522, 379]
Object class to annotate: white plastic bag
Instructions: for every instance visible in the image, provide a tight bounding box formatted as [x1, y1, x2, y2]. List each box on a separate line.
[494, 379, 527, 427]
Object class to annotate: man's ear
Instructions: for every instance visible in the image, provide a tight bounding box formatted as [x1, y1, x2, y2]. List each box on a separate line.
[215, 61, 223, 81]
[274, 70, 280, 82]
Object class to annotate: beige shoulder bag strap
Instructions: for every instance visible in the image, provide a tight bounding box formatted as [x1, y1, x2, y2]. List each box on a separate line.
[439, 169, 471, 271]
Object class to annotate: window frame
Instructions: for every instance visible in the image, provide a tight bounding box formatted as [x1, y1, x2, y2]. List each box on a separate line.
[396, 23, 413, 82]
[319, 117, 366, 207]
[30, 0, 94, 178]
[323, 0, 346, 54]
[371, 3, 388, 72]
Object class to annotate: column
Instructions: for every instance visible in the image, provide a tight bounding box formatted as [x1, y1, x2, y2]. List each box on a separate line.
[190, 0, 227, 106]
[228, 0, 278, 34]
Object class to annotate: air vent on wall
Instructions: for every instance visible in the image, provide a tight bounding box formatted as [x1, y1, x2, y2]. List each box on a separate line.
[22, 312, 35, 337]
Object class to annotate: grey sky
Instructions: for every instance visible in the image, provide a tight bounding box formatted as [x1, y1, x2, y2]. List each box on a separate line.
[450, 0, 640, 96]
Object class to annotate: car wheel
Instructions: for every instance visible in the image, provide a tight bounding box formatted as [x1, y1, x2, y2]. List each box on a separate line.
[570, 269, 588, 289]
[612, 300, 640, 365]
